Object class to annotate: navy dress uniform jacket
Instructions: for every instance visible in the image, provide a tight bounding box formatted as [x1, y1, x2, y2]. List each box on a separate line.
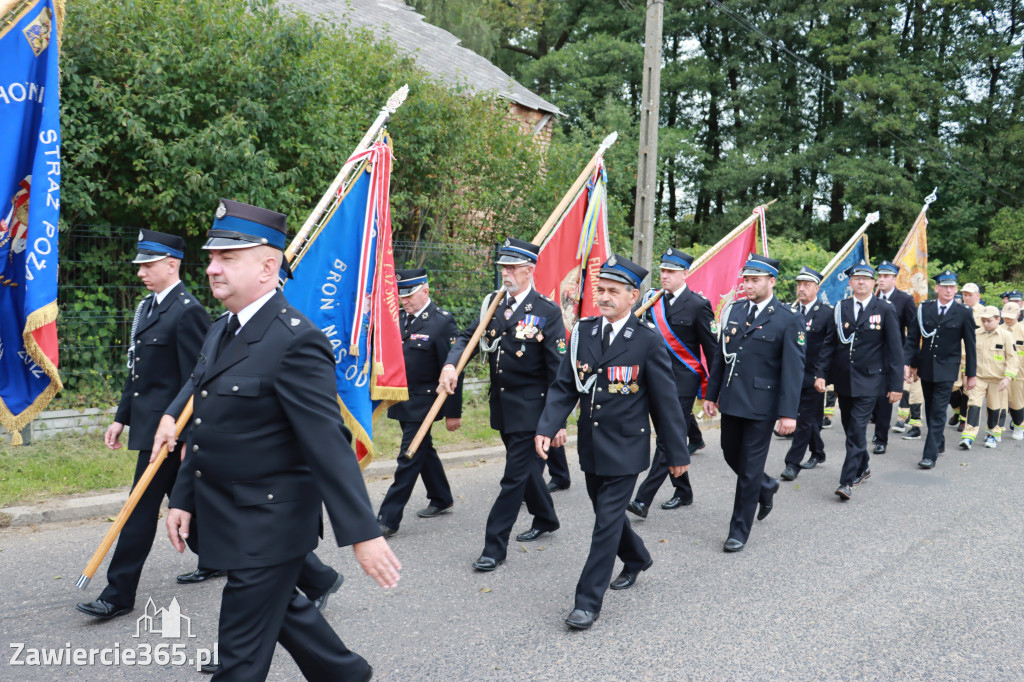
[643, 288, 717, 398]
[167, 292, 380, 571]
[791, 299, 836, 389]
[705, 296, 805, 420]
[446, 288, 566, 433]
[905, 300, 978, 381]
[536, 315, 689, 475]
[883, 288, 917, 341]
[115, 282, 209, 449]
[388, 301, 462, 422]
[828, 297, 904, 397]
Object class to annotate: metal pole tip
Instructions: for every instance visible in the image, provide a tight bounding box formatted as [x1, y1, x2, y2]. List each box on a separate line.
[75, 574, 91, 590]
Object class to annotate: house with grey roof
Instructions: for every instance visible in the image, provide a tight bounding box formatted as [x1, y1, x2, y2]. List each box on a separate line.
[284, 0, 560, 142]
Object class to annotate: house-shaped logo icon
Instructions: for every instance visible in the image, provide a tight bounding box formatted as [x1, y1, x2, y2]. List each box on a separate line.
[134, 597, 196, 639]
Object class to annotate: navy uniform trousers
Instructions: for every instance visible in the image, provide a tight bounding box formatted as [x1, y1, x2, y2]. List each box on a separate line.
[100, 443, 192, 608]
[576, 473, 650, 613]
[377, 421, 454, 530]
[634, 395, 698, 505]
[921, 380, 955, 459]
[783, 389, 826, 469]
[720, 414, 778, 544]
[837, 395, 876, 485]
[482, 430, 560, 560]
[544, 444, 571, 488]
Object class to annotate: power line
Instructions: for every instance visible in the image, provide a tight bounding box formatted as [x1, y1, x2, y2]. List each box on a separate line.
[705, 0, 1023, 209]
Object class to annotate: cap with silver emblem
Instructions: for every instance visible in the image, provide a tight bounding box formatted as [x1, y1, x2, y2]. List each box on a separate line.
[204, 199, 288, 251]
[132, 229, 186, 264]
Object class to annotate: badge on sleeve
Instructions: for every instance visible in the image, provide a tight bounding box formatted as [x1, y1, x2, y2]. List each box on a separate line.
[557, 338, 566, 354]
[710, 320, 719, 335]
[797, 331, 806, 345]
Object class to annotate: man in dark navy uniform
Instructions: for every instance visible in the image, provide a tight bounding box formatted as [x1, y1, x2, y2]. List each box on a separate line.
[438, 238, 566, 572]
[76, 230, 211, 621]
[536, 254, 688, 630]
[627, 248, 713, 518]
[874, 260, 922, 444]
[156, 199, 400, 681]
[905, 269, 978, 469]
[824, 260, 903, 500]
[376, 268, 462, 538]
[779, 266, 835, 481]
[704, 254, 804, 552]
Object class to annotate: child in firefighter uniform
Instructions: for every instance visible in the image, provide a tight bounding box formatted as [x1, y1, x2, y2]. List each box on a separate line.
[959, 306, 1019, 450]
[1001, 303, 1024, 440]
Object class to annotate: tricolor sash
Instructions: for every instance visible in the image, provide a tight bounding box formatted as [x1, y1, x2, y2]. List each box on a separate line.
[652, 297, 708, 398]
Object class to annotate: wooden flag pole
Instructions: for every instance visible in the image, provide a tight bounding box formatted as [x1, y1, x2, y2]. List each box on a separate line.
[821, 211, 880, 278]
[76, 87, 412, 591]
[404, 132, 620, 458]
[687, 199, 778, 274]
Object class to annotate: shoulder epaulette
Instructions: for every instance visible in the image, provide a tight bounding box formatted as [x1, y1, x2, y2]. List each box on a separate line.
[439, 309, 450, 316]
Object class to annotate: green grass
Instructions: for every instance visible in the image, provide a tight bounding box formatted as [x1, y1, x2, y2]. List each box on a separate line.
[0, 391, 582, 506]
[0, 433, 135, 508]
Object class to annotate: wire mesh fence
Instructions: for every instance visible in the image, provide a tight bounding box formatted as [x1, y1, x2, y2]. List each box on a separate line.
[56, 226, 500, 407]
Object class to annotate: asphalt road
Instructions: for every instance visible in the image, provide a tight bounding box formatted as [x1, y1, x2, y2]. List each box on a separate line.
[2, 416, 1023, 681]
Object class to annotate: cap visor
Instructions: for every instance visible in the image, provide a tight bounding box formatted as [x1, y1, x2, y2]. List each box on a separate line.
[203, 237, 264, 250]
[398, 284, 424, 297]
[659, 263, 688, 271]
[740, 268, 772, 277]
[132, 252, 168, 264]
[496, 255, 531, 265]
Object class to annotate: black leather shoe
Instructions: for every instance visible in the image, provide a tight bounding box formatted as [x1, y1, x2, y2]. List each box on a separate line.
[938, 444, 945, 454]
[800, 456, 825, 470]
[362, 665, 373, 682]
[757, 478, 780, 520]
[200, 663, 220, 674]
[626, 500, 649, 518]
[948, 414, 960, 427]
[822, 417, 833, 429]
[873, 443, 887, 454]
[176, 568, 226, 585]
[835, 485, 852, 500]
[75, 599, 131, 620]
[547, 480, 570, 492]
[871, 435, 879, 444]
[957, 421, 966, 433]
[779, 465, 799, 481]
[472, 556, 504, 572]
[853, 468, 871, 486]
[312, 574, 344, 613]
[687, 440, 706, 455]
[378, 523, 397, 539]
[918, 458, 936, 469]
[902, 426, 922, 439]
[564, 608, 599, 630]
[609, 558, 653, 590]
[416, 503, 453, 518]
[516, 527, 553, 542]
[661, 495, 693, 510]
[723, 538, 745, 552]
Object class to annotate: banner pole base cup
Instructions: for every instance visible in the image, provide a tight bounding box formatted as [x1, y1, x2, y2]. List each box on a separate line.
[75, 574, 91, 590]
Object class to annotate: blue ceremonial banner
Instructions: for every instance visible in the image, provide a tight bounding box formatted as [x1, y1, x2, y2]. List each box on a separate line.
[819, 236, 869, 306]
[284, 141, 406, 466]
[0, 0, 63, 443]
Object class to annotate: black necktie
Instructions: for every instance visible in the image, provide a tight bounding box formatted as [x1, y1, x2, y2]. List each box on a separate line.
[403, 313, 412, 330]
[746, 304, 757, 326]
[665, 292, 675, 307]
[602, 324, 613, 352]
[802, 304, 810, 318]
[855, 301, 863, 321]
[217, 315, 240, 358]
[939, 304, 947, 317]
[146, 296, 156, 318]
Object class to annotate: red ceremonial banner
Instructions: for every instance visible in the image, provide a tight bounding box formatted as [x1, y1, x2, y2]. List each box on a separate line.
[535, 165, 610, 336]
[686, 217, 761, 320]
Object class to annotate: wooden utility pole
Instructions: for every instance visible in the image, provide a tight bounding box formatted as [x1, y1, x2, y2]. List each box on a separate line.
[632, 0, 664, 283]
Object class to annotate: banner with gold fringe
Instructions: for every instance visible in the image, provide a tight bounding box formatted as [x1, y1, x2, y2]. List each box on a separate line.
[894, 189, 935, 304]
[283, 137, 407, 466]
[0, 0, 63, 444]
